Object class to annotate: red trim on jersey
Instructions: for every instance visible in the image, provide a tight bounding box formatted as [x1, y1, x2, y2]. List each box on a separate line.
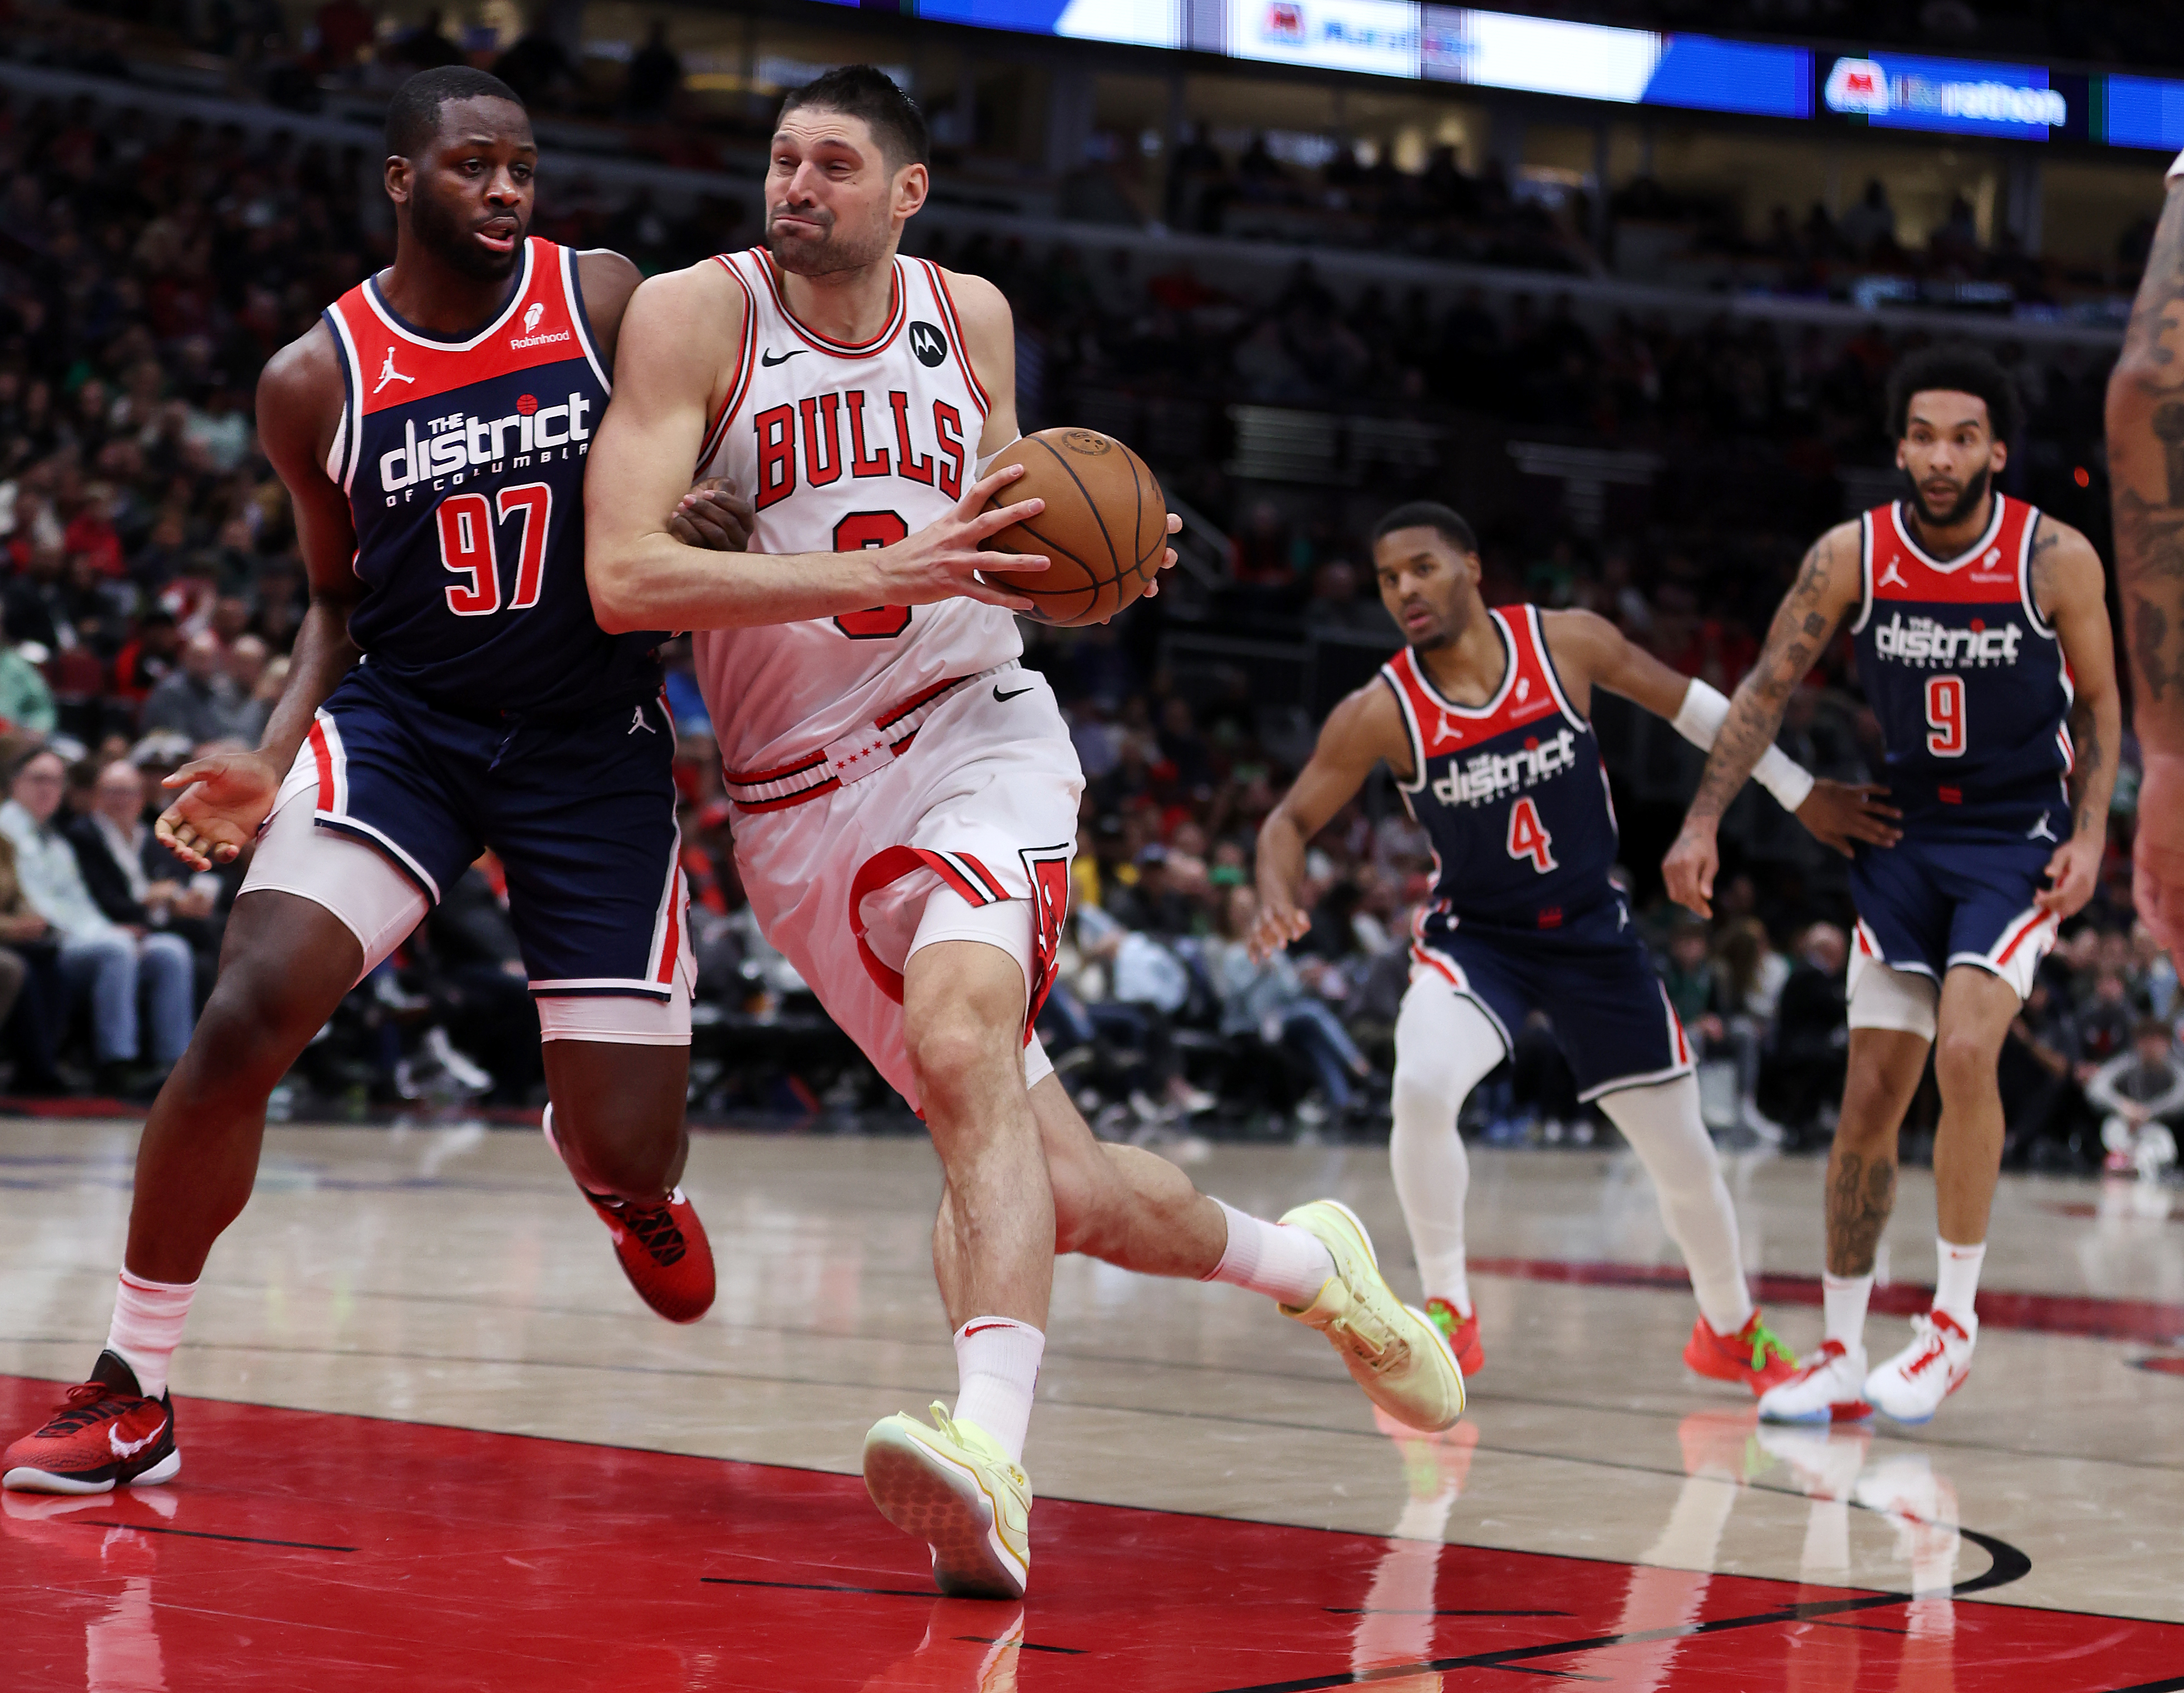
[1869, 496, 2038, 606]
[722, 749, 828, 786]
[753, 250, 905, 357]
[308, 720, 336, 810]
[951, 851, 1010, 905]
[653, 872, 683, 985]
[1384, 608, 1565, 762]
[876, 673, 969, 731]
[332, 239, 587, 419]
[1410, 940, 1461, 990]
[924, 262, 992, 419]
[698, 254, 758, 469]
[850, 845, 986, 1003]
[1994, 910, 2051, 967]
[730, 781, 841, 813]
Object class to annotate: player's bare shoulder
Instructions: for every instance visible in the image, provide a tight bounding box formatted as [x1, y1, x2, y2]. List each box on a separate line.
[256, 316, 345, 477]
[2028, 511, 2106, 617]
[1537, 607, 1621, 679]
[572, 247, 644, 360]
[1324, 671, 1415, 777]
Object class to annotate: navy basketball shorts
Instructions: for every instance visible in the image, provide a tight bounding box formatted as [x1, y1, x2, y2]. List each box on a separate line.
[1847, 816, 2061, 1034]
[241, 663, 691, 1044]
[1408, 897, 1692, 1102]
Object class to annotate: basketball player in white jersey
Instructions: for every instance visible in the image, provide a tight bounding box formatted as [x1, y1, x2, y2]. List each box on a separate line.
[584, 67, 1464, 1601]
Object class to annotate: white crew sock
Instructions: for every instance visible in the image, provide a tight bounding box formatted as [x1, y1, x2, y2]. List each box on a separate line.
[1597, 1074, 1754, 1336]
[105, 1270, 197, 1399]
[1203, 1200, 1336, 1307]
[1822, 1272, 1873, 1350]
[951, 1316, 1044, 1466]
[1389, 979, 1507, 1317]
[1932, 1238, 1986, 1327]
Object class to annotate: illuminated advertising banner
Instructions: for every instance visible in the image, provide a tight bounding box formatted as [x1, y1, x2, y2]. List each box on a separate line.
[1421, 10, 1808, 119]
[2102, 76, 2184, 151]
[1226, 0, 1421, 80]
[1822, 52, 2065, 139]
[912, 0, 1181, 47]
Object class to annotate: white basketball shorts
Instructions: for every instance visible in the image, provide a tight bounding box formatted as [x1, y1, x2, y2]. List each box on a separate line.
[730, 663, 1082, 1113]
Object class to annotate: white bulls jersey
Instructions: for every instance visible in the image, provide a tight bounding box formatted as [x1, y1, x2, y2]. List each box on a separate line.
[691, 249, 1019, 781]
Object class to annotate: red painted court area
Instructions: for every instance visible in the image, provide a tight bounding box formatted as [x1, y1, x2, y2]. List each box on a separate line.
[1, 1375, 2178, 1693]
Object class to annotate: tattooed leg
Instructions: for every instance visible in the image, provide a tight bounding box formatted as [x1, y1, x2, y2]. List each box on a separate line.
[1825, 1027, 1928, 1277]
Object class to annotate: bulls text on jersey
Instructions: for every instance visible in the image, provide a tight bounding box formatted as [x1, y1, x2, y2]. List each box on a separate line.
[748, 390, 971, 508]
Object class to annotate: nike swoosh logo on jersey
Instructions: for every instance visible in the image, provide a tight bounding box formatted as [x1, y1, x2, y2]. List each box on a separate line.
[993, 685, 1033, 703]
[760, 349, 804, 367]
[110, 1418, 165, 1461]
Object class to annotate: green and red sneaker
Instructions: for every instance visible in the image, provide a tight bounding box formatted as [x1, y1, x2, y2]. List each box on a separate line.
[1685, 1312, 1798, 1397]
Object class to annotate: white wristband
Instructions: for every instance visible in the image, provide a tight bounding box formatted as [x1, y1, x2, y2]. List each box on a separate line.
[1671, 678, 1815, 812]
[1754, 745, 1815, 813]
[2170, 148, 2184, 183]
[975, 437, 1022, 479]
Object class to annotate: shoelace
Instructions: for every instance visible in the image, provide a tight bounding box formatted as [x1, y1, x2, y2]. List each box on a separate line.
[1327, 1312, 1407, 1373]
[1901, 1317, 1948, 1377]
[621, 1204, 688, 1265]
[1747, 1320, 1793, 1373]
[41, 1382, 132, 1435]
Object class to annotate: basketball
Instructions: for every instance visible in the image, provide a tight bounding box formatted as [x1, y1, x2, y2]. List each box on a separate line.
[976, 426, 1168, 626]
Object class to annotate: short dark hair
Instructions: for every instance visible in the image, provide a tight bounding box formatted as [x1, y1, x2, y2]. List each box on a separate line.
[1886, 344, 2021, 443]
[1371, 501, 1478, 556]
[385, 67, 525, 159]
[778, 66, 930, 171]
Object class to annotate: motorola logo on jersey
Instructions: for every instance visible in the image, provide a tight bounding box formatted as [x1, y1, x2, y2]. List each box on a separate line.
[377, 391, 593, 495]
[1431, 727, 1578, 808]
[1872, 610, 2023, 669]
[907, 321, 948, 369]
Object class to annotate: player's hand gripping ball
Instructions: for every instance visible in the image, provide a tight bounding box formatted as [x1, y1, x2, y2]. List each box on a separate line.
[977, 427, 1170, 626]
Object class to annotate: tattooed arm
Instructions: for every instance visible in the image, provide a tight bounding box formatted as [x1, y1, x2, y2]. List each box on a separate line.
[2107, 169, 2184, 950]
[1662, 521, 1864, 916]
[2031, 517, 2121, 917]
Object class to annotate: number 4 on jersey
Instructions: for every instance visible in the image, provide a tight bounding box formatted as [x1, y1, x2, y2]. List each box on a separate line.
[1506, 797, 1557, 874]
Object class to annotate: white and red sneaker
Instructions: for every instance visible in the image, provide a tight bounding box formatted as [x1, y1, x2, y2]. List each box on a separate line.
[1756, 1338, 1873, 1425]
[1865, 1311, 1976, 1424]
[543, 1107, 715, 1324]
[2, 1352, 179, 1495]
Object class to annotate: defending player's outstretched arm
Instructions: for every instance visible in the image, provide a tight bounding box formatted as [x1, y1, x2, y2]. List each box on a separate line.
[1539, 608, 1901, 861]
[583, 260, 1050, 634]
[2028, 515, 2122, 918]
[1249, 681, 1412, 961]
[2106, 161, 2184, 948]
[1662, 522, 1866, 915]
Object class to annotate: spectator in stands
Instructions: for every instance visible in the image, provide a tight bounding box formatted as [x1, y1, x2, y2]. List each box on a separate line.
[495, 20, 581, 111]
[1213, 886, 1372, 1127]
[2001, 976, 2085, 1166]
[223, 634, 274, 743]
[141, 631, 247, 744]
[311, 0, 377, 77]
[1759, 921, 1848, 1145]
[0, 612, 57, 735]
[0, 830, 63, 1093]
[63, 757, 220, 978]
[624, 21, 684, 119]
[112, 611, 180, 711]
[411, 862, 542, 1105]
[0, 747, 192, 1091]
[1837, 179, 1898, 259]
[384, 7, 462, 69]
[2088, 1018, 2184, 1177]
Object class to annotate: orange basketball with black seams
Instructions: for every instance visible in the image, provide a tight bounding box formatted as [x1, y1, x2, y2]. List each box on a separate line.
[978, 427, 1167, 627]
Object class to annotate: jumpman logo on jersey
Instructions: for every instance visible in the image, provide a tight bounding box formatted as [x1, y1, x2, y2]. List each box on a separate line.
[2028, 813, 2058, 842]
[1878, 560, 1908, 588]
[1434, 710, 1466, 745]
[629, 706, 656, 736]
[373, 347, 415, 395]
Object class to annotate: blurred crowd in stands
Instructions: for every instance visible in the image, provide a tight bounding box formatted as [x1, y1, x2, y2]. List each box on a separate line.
[0, 76, 2176, 1176]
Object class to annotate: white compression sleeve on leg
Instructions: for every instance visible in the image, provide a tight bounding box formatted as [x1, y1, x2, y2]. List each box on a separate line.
[1669, 679, 1814, 813]
[1390, 978, 1509, 1316]
[1596, 1074, 1754, 1335]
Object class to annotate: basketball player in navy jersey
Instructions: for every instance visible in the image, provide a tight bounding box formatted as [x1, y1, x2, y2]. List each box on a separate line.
[1251, 500, 1898, 1393]
[2, 68, 753, 1494]
[1666, 346, 2119, 1425]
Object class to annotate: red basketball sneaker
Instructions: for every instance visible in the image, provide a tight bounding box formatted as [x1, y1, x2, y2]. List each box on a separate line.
[1684, 1312, 1798, 1397]
[1424, 1297, 1485, 1377]
[543, 1108, 715, 1323]
[2, 1352, 179, 1495]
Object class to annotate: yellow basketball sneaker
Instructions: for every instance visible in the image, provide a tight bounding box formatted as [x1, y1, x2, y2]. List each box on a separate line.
[1279, 1199, 1466, 1432]
[863, 1402, 1032, 1600]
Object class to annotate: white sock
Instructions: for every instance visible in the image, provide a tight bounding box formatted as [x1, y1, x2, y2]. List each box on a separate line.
[1597, 1075, 1754, 1336]
[1203, 1200, 1336, 1307]
[1932, 1238, 1985, 1327]
[1822, 1272, 1873, 1350]
[951, 1316, 1044, 1466]
[1390, 980, 1505, 1317]
[105, 1270, 197, 1399]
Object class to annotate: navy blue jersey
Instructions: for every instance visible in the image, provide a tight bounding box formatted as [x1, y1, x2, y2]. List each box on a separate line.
[321, 238, 662, 717]
[1848, 494, 2072, 830]
[1384, 605, 1617, 933]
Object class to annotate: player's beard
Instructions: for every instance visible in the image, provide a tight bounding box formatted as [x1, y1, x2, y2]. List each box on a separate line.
[768, 203, 893, 278]
[411, 188, 526, 282]
[1903, 462, 1990, 529]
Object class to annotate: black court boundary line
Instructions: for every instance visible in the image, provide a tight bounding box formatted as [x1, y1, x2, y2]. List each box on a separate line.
[65, 1519, 356, 1552]
[1322, 1608, 1570, 1618]
[952, 1634, 1086, 1655]
[1191, 1526, 2034, 1693]
[701, 1576, 938, 1598]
